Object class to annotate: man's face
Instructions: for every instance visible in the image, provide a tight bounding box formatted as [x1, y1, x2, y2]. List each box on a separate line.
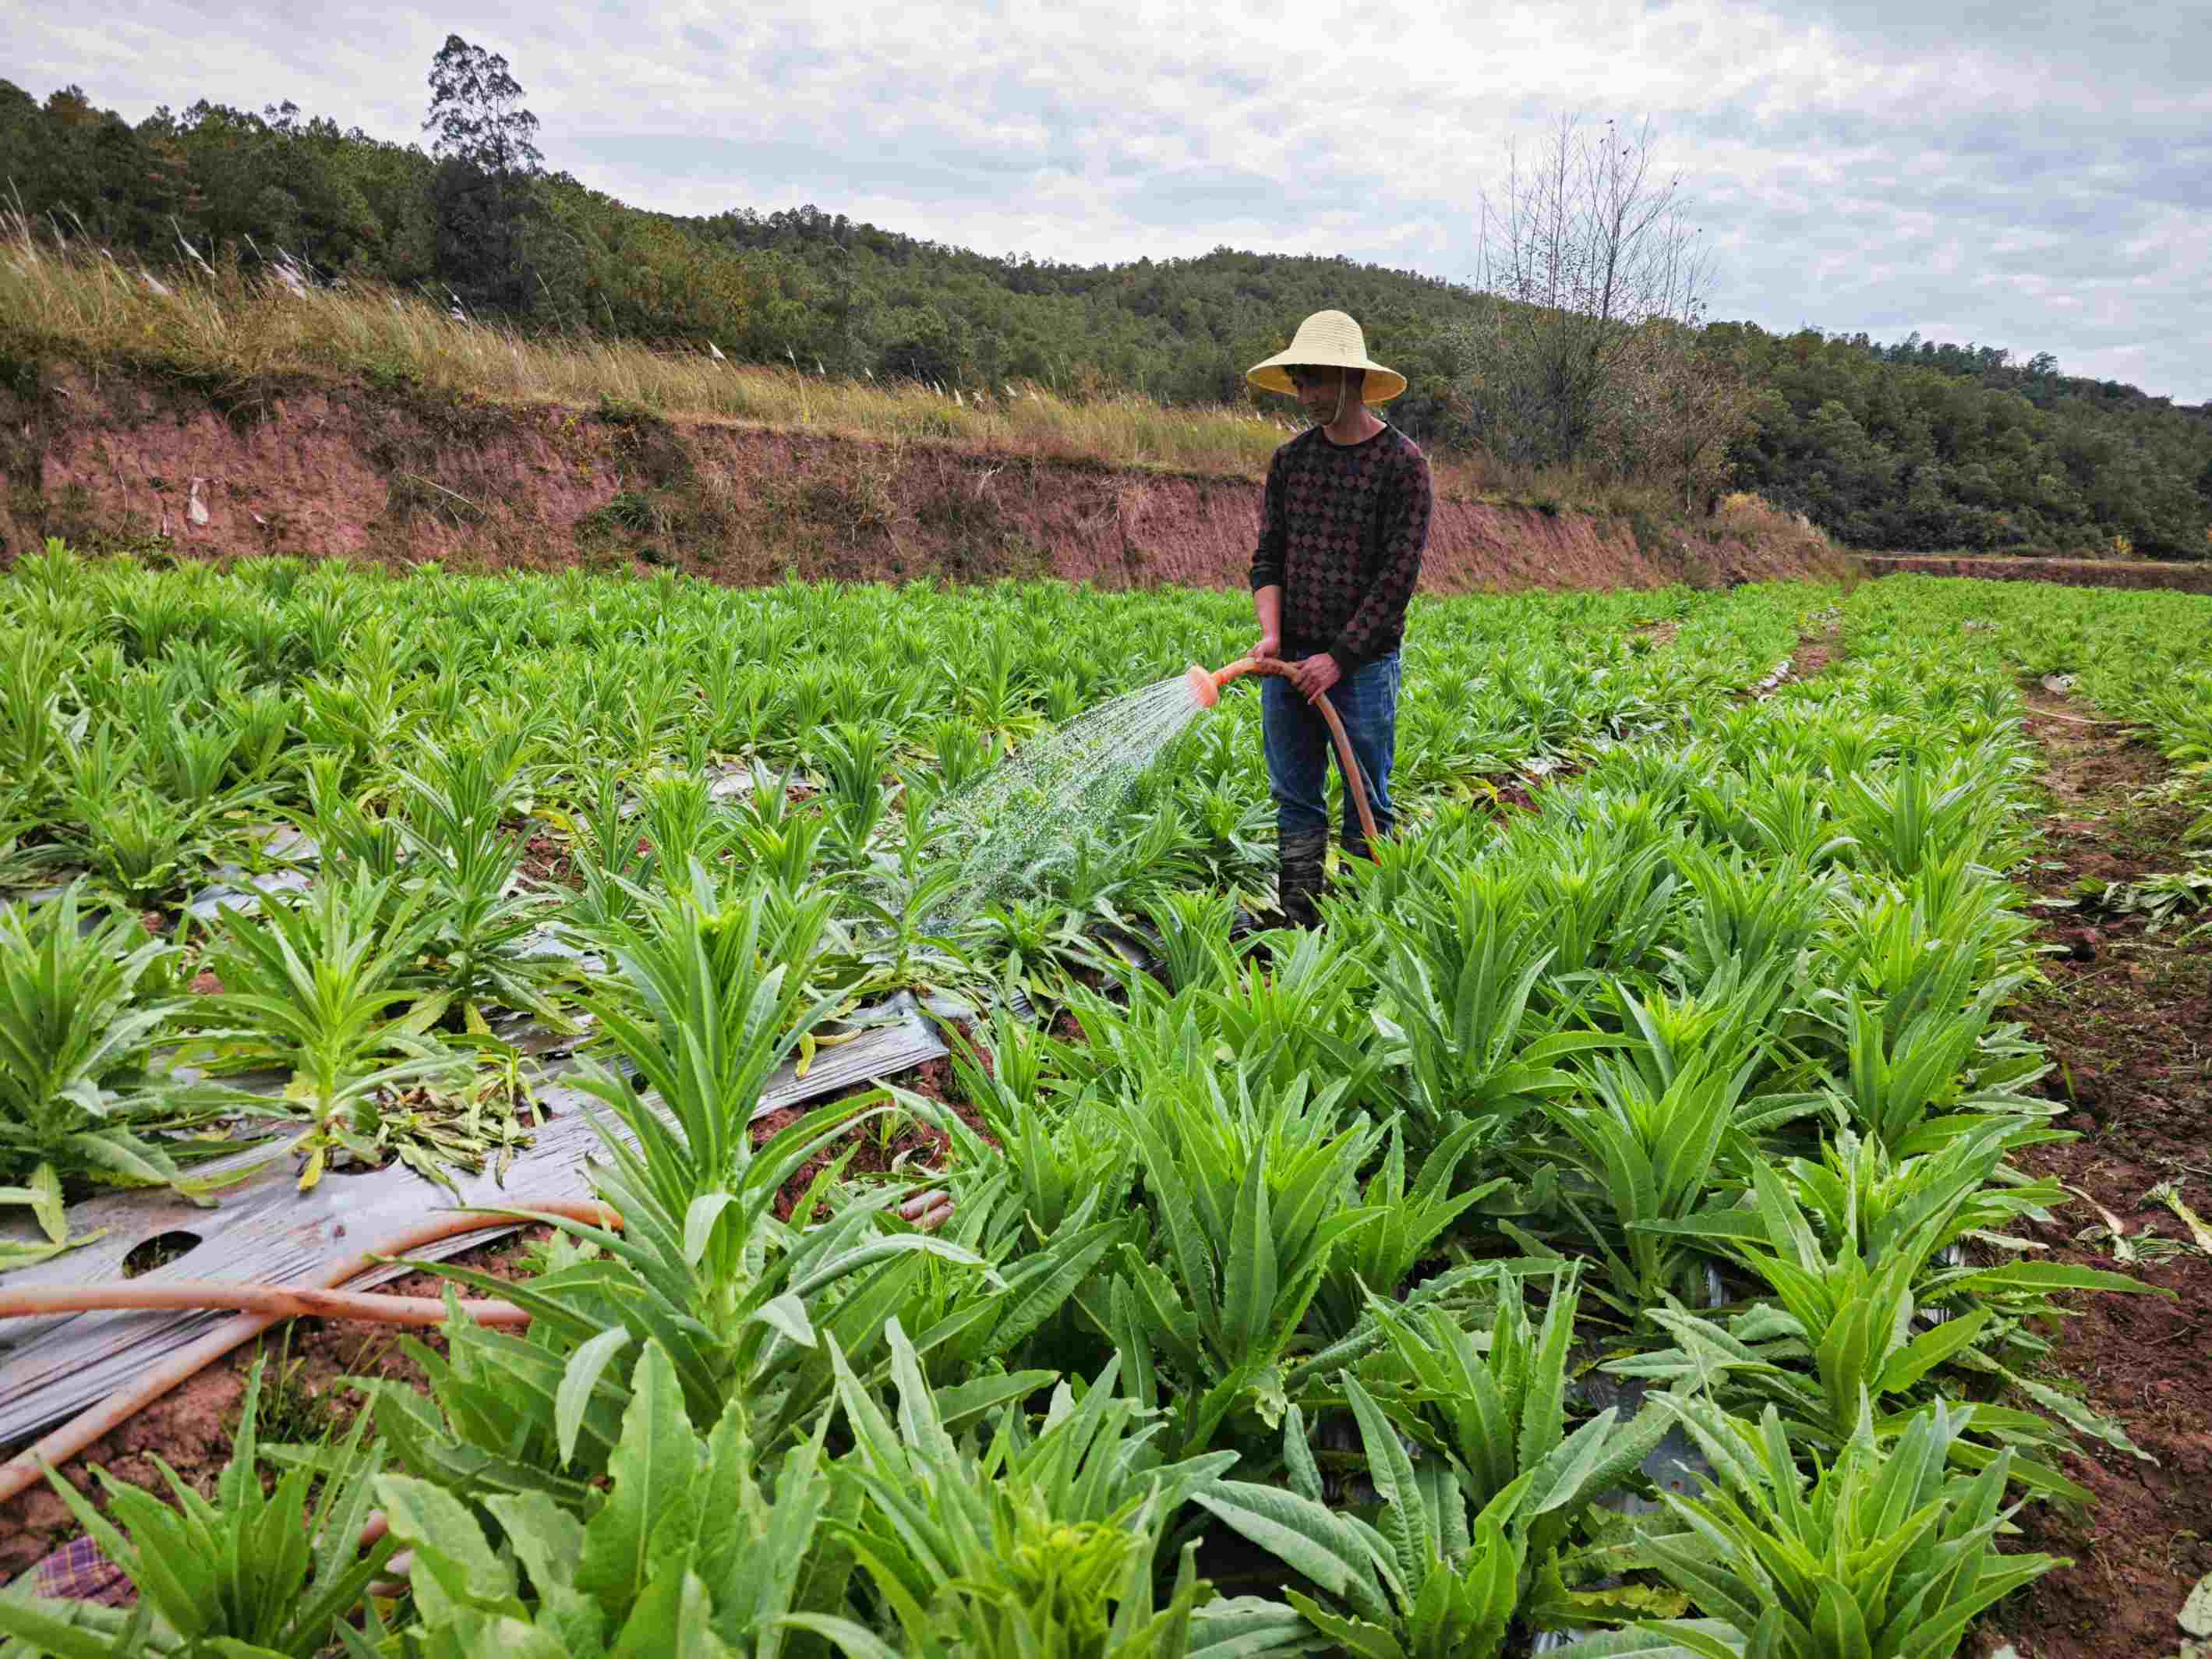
[1289, 366, 1346, 419]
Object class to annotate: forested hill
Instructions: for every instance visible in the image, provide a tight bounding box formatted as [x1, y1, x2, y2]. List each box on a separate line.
[5, 76, 2209, 557]
[694, 210, 2212, 557]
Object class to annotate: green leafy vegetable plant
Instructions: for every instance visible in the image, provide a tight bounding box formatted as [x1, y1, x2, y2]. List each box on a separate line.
[798, 1319, 1296, 1659]
[197, 868, 469, 1188]
[366, 1341, 843, 1659]
[1196, 1377, 1533, 1659]
[0, 880, 218, 1230]
[1108, 1059, 1382, 1455]
[1549, 1398, 2067, 1659]
[0, 1357, 398, 1658]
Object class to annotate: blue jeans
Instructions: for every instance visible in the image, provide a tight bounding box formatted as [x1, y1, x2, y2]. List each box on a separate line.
[1262, 653, 1398, 844]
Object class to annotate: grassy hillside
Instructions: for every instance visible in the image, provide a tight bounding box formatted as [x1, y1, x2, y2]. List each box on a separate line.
[5, 75, 2209, 554]
[0, 210, 1650, 518]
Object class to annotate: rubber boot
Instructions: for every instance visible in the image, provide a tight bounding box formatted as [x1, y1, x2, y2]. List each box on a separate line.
[1276, 830, 1329, 930]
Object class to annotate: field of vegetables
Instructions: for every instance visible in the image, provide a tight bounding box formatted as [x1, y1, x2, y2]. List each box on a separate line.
[0, 539, 2209, 1657]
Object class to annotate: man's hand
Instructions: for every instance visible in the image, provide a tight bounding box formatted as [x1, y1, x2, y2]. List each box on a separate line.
[1290, 652, 1341, 702]
[1251, 631, 1281, 662]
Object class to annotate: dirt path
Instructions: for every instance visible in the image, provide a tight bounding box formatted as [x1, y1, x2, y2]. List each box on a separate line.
[1789, 619, 1841, 681]
[1985, 692, 2212, 1659]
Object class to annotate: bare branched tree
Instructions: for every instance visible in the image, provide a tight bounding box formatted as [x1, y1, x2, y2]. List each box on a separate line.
[1458, 116, 1716, 472]
[1627, 323, 1759, 510]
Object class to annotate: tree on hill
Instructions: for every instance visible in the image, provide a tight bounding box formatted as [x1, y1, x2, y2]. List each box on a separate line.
[422, 35, 546, 316]
[1460, 116, 1718, 472]
[422, 35, 542, 175]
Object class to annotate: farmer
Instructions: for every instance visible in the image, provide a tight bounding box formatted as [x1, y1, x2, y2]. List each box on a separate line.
[1245, 310, 1432, 927]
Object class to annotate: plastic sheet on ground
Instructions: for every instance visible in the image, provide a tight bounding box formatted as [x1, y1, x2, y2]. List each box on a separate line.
[0, 872, 94, 929]
[182, 865, 316, 922]
[1573, 1371, 1716, 1518]
[0, 816, 1154, 1442]
[0, 991, 946, 1445]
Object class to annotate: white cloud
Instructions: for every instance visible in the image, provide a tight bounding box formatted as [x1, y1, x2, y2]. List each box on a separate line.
[13, 0, 2210, 400]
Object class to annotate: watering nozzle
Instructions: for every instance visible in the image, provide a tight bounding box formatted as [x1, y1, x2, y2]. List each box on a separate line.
[1185, 659, 1268, 710]
[1180, 657, 1382, 851]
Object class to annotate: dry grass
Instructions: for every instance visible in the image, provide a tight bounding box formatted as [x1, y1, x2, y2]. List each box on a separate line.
[1, 213, 1295, 476]
[0, 210, 1674, 512]
[1714, 490, 1818, 539]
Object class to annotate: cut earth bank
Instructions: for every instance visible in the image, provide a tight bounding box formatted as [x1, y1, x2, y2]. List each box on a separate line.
[2, 362, 1846, 590]
[1861, 555, 2212, 597]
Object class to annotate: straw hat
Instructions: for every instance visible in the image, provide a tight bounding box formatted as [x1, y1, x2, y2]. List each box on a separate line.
[1246, 310, 1407, 405]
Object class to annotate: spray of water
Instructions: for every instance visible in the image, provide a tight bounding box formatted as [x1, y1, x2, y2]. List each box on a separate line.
[928, 673, 1208, 920]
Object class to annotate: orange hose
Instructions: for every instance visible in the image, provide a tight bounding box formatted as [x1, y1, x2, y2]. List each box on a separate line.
[0, 1282, 531, 1327]
[0, 1199, 619, 1508]
[0, 1183, 955, 1505]
[1201, 658, 1381, 851]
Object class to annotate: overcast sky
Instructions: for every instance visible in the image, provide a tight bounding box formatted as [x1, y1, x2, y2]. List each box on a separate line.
[19, 1, 2211, 403]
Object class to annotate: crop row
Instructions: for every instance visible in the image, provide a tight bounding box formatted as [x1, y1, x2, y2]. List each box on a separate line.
[0, 550, 2207, 1655]
[0, 543, 1806, 1208]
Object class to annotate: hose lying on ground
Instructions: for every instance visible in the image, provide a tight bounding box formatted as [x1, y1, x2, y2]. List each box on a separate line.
[0, 1187, 952, 1505]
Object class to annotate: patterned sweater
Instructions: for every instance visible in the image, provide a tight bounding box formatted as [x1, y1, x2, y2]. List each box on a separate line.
[1249, 423, 1432, 674]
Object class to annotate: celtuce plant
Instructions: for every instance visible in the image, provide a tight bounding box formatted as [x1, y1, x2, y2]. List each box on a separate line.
[1352, 1272, 1669, 1577]
[1197, 1378, 1536, 1658]
[1609, 1155, 2148, 1505]
[938, 1009, 1136, 1240]
[1535, 1051, 1800, 1321]
[0, 1358, 397, 1658]
[1552, 1399, 2066, 1659]
[366, 1342, 842, 1659]
[66, 778, 224, 906]
[1374, 864, 1614, 1142]
[1109, 1060, 1383, 1454]
[197, 868, 470, 1189]
[800, 1321, 1301, 1659]
[0, 882, 217, 1239]
[1310, 1117, 1501, 1339]
[356, 879, 1003, 1500]
[388, 731, 574, 1031]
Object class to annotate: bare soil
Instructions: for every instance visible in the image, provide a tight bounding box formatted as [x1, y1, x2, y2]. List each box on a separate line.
[517, 826, 578, 889]
[9, 363, 1844, 593]
[752, 1053, 991, 1224]
[1983, 692, 2212, 1658]
[1789, 628, 1839, 681]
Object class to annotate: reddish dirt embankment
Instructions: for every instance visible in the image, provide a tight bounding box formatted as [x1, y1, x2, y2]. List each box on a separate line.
[2, 362, 1843, 592]
[1862, 554, 2212, 595]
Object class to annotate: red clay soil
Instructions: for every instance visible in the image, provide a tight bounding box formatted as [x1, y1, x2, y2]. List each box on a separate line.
[1981, 695, 2212, 1659]
[517, 826, 580, 890]
[1862, 555, 2212, 596]
[1787, 626, 1841, 682]
[751, 1054, 991, 1224]
[7, 363, 1843, 593]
